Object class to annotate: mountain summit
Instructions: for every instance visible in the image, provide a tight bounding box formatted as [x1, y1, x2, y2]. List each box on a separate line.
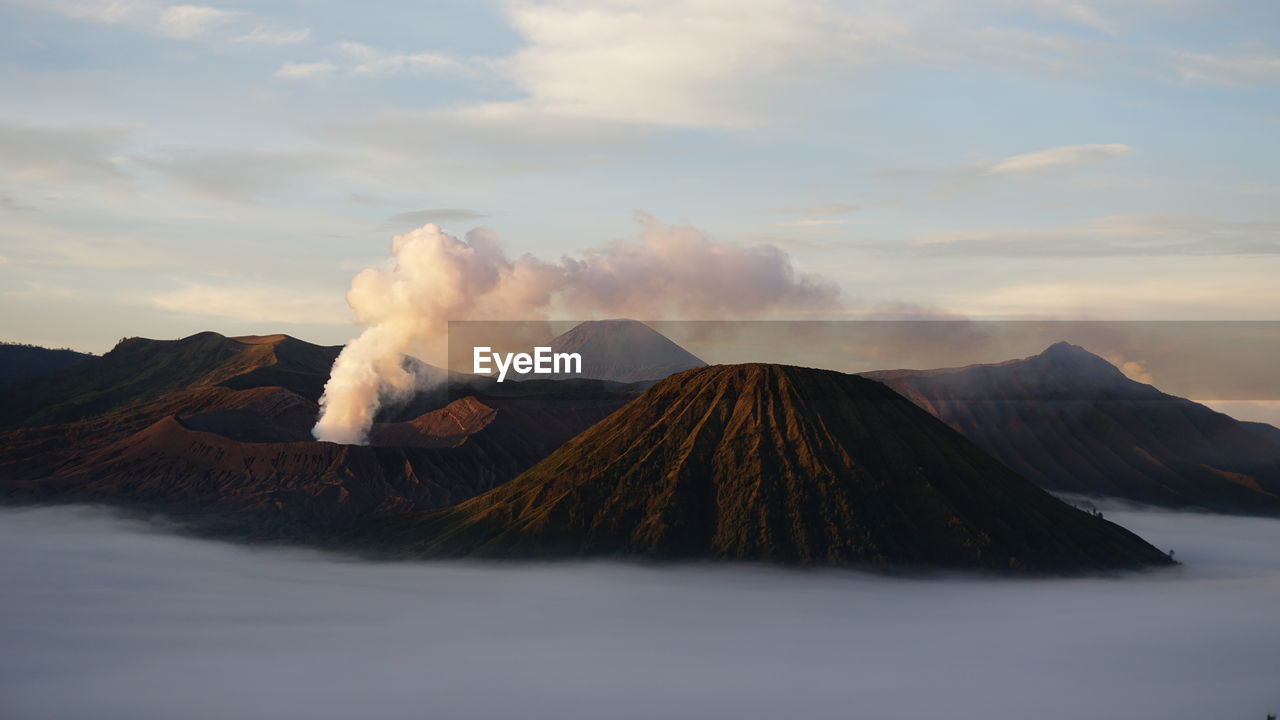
[360, 363, 1172, 572]
[542, 319, 705, 383]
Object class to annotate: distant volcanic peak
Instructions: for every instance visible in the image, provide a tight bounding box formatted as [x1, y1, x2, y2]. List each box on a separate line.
[391, 362, 1172, 572]
[554, 319, 699, 355]
[1028, 341, 1133, 384]
[544, 318, 706, 383]
[1037, 340, 1109, 364]
[1040, 339, 1087, 356]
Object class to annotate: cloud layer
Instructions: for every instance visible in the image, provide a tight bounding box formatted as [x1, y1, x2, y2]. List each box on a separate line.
[2, 503, 1279, 720]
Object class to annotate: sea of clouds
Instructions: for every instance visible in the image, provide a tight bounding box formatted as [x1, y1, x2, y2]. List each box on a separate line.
[1, 503, 1277, 720]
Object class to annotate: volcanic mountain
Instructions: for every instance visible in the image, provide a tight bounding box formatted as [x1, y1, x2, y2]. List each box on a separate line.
[0, 331, 641, 536]
[537, 319, 706, 383]
[863, 342, 1280, 514]
[0, 331, 343, 429]
[356, 364, 1172, 572]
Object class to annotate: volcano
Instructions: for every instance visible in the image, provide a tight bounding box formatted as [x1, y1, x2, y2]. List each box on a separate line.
[539, 319, 706, 383]
[0, 331, 641, 537]
[863, 342, 1280, 514]
[358, 364, 1172, 572]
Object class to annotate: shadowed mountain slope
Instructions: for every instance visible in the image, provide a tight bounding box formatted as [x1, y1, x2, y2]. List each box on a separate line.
[0, 343, 93, 388]
[0, 330, 644, 537]
[2, 389, 637, 537]
[0, 332, 342, 429]
[863, 342, 1280, 515]
[1242, 421, 1280, 448]
[357, 364, 1172, 572]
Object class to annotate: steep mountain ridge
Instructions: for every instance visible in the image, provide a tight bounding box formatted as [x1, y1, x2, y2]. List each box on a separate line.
[0, 332, 342, 428]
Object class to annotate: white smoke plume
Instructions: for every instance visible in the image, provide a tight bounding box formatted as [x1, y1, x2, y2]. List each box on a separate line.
[312, 214, 839, 444]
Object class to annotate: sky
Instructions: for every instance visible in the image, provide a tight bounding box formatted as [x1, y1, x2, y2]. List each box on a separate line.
[1, 0, 1278, 354]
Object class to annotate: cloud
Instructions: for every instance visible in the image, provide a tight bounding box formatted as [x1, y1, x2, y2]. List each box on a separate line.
[775, 219, 847, 228]
[0, 193, 36, 212]
[275, 41, 463, 81]
[1013, 0, 1113, 33]
[1176, 52, 1280, 85]
[155, 4, 238, 39]
[952, 271, 1280, 319]
[149, 283, 349, 324]
[318, 104, 646, 181]
[336, 41, 460, 77]
[275, 61, 336, 79]
[234, 24, 311, 45]
[986, 144, 1134, 175]
[777, 202, 861, 218]
[138, 148, 349, 201]
[1103, 352, 1154, 384]
[906, 213, 1280, 258]
[494, 0, 866, 128]
[0, 217, 188, 269]
[1199, 400, 1280, 427]
[769, 202, 862, 229]
[21, 0, 239, 39]
[879, 143, 1135, 199]
[0, 121, 133, 183]
[386, 209, 489, 228]
[4, 504, 1280, 720]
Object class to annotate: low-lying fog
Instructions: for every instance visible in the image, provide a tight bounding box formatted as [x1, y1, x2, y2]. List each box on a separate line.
[2, 505, 1277, 720]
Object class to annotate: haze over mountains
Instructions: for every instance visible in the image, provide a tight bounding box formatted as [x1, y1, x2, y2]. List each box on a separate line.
[864, 342, 1280, 515]
[1, 321, 1275, 570]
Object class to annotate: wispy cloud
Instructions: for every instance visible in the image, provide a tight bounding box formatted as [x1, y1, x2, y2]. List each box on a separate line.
[987, 144, 1134, 175]
[137, 147, 350, 202]
[149, 283, 348, 324]
[234, 24, 311, 45]
[775, 219, 847, 228]
[275, 41, 463, 81]
[0, 121, 134, 183]
[773, 202, 861, 218]
[337, 41, 459, 76]
[955, 271, 1280, 318]
[275, 61, 336, 79]
[1014, 0, 1114, 33]
[155, 4, 238, 39]
[19, 0, 240, 39]
[770, 201, 861, 229]
[386, 209, 488, 228]
[1176, 52, 1280, 85]
[906, 213, 1280, 257]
